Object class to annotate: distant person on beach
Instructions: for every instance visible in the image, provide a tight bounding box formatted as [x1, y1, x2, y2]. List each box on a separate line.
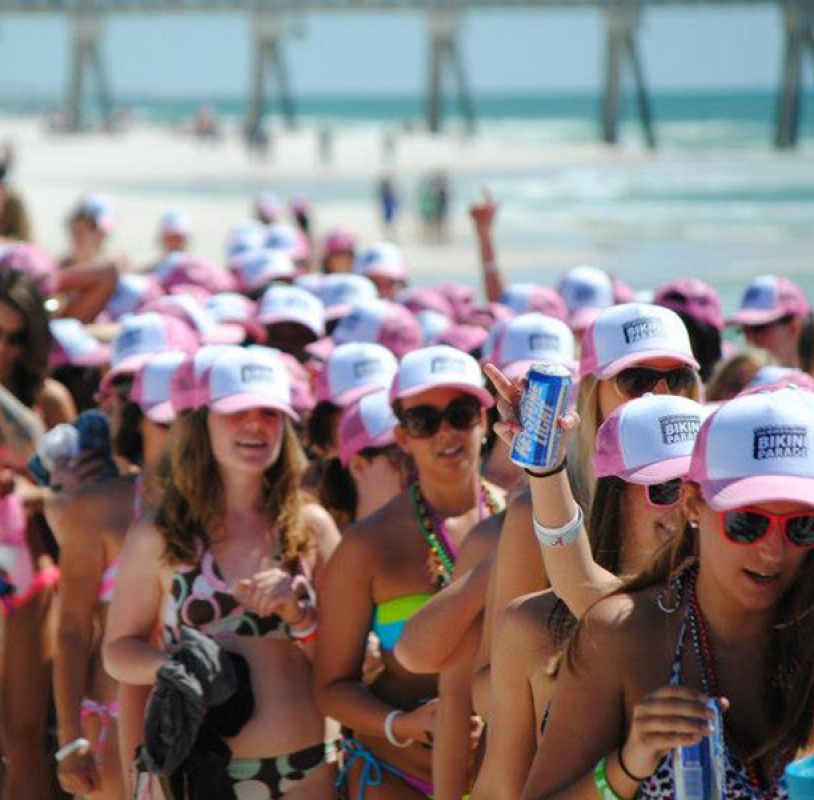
[158, 209, 192, 255]
[192, 104, 220, 141]
[378, 177, 399, 235]
[0, 145, 32, 242]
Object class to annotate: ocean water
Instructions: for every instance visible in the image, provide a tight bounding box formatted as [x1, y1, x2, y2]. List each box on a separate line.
[4, 89, 814, 308]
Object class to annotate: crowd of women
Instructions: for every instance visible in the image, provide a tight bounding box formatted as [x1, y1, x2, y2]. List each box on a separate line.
[0, 186, 812, 800]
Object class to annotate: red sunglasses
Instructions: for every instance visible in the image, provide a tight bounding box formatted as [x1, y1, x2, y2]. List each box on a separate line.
[719, 507, 814, 549]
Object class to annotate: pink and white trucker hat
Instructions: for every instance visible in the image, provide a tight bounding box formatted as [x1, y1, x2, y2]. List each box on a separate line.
[169, 345, 242, 413]
[102, 312, 199, 391]
[105, 274, 164, 321]
[49, 318, 110, 370]
[390, 345, 494, 407]
[339, 390, 398, 466]
[500, 284, 568, 322]
[226, 221, 266, 260]
[595, 394, 707, 483]
[688, 385, 814, 510]
[232, 249, 297, 293]
[256, 285, 325, 338]
[438, 324, 489, 356]
[324, 228, 357, 255]
[490, 313, 576, 379]
[353, 242, 409, 282]
[332, 299, 422, 359]
[460, 302, 515, 330]
[154, 252, 236, 295]
[579, 303, 699, 380]
[160, 209, 192, 240]
[728, 275, 811, 327]
[397, 287, 454, 319]
[654, 278, 724, 332]
[203, 348, 297, 419]
[436, 283, 476, 323]
[73, 194, 115, 234]
[264, 223, 311, 264]
[417, 310, 453, 345]
[252, 346, 316, 414]
[131, 351, 188, 424]
[144, 294, 245, 346]
[0, 243, 59, 296]
[315, 342, 398, 407]
[318, 274, 378, 321]
[558, 265, 615, 332]
[255, 192, 283, 224]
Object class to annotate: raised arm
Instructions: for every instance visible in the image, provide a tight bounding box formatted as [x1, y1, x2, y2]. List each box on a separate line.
[470, 188, 505, 303]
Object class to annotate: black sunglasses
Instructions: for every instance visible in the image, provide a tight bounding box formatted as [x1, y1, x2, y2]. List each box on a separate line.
[645, 478, 682, 508]
[397, 395, 482, 439]
[615, 366, 697, 398]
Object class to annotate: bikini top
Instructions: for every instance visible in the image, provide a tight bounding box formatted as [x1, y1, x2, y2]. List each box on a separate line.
[167, 542, 305, 642]
[638, 595, 788, 800]
[371, 594, 433, 652]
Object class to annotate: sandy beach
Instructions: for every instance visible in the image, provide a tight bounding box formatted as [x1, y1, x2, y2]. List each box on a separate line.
[0, 114, 636, 287]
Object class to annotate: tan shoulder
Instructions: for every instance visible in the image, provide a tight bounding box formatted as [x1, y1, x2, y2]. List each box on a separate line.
[457, 509, 504, 572]
[344, 488, 410, 544]
[39, 378, 77, 427]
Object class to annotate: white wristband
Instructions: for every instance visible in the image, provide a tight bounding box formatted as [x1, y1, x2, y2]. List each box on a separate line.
[384, 710, 414, 748]
[55, 737, 91, 762]
[533, 505, 583, 548]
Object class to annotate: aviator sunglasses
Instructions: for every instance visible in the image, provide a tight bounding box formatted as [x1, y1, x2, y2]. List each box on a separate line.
[645, 478, 683, 508]
[397, 395, 482, 439]
[720, 507, 814, 549]
[614, 366, 697, 399]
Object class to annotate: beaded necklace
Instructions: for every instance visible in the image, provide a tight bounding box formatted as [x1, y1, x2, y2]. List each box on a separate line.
[688, 570, 773, 797]
[410, 480, 501, 589]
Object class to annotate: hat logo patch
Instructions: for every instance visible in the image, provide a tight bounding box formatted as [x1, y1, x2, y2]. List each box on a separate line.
[430, 356, 465, 375]
[753, 425, 808, 460]
[117, 328, 143, 352]
[659, 414, 700, 445]
[622, 316, 666, 345]
[573, 284, 596, 303]
[353, 359, 383, 379]
[528, 333, 560, 352]
[240, 364, 276, 384]
[743, 286, 772, 309]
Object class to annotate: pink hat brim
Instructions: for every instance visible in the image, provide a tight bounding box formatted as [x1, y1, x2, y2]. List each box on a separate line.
[339, 428, 396, 466]
[700, 474, 814, 511]
[569, 307, 603, 332]
[727, 308, 785, 327]
[618, 455, 692, 485]
[393, 382, 494, 408]
[210, 393, 299, 421]
[203, 323, 247, 346]
[145, 401, 176, 425]
[366, 267, 409, 282]
[333, 384, 383, 409]
[594, 350, 700, 380]
[51, 345, 111, 370]
[100, 354, 153, 392]
[304, 338, 336, 361]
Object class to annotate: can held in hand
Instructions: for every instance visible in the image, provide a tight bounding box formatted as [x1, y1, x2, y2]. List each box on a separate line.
[510, 363, 572, 472]
[674, 698, 725, 800]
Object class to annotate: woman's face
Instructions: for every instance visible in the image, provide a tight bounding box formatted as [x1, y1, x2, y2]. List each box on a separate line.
[0, 300, 26, 383]
[619, 482, 682, 573]
[597, 357, 697, 423]
[324, 252, 353, 274]
[207, 407, 285, 476]
[395, 387, 485, 482]
[693, 493, 812, 613]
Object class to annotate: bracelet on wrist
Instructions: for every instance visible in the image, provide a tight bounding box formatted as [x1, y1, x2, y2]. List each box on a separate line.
[524, 457, 568, 479]
[384, 709, 414, 748]
[617, 746, 650, 783]
[289, 607, 319, 640]
[594, 756, 630, 800]
[532, 504, 583, 548]
[55, 737, 91, 763]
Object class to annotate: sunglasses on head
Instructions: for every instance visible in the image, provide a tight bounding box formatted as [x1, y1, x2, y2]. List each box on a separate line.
[397, 395, 482, 439]
[720, 507, 814, 549]
[645, 478, 683, 508]
[614, 366, 697, 398]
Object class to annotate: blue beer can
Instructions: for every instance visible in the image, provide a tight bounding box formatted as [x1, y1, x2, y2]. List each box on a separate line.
[674, 699, 725, 800]
[510, 363, 572, 471]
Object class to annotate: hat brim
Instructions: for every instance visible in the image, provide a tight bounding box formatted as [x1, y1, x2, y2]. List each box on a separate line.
[339, 428, 396, 466]
[727, 308, 785, 327]
[100, 355, 153, 392]
[304, 337, 336, 361]
[144, 401, 176, 425]
[700, 474, 814, 511]
[333, 384, 384, 409]
[210, 393, 299, 421]
[594, 350, 700, 380]
[203, 324, 247, 346]
[51, 345, 111, 370]
[393, 382, 494, 408]
[569, 307, 604, 332]
[618, 455, 692, 485]
[258, 314, 323, 338]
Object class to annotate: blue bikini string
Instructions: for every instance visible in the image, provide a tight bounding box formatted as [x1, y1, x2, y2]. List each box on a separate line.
[335, 738, 405, 800]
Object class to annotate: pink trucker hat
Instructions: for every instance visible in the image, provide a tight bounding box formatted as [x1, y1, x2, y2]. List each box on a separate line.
[72, 194, 115, 234]
[154, 252, 236, 295]
[500, 284, 568, 322]
[579, 303, 699, 380]
[438, 324, 489, 356]
[160, 209, 192, 239]
[654, 278, 724, 332]
[558, 265, 615, 332]
[436, 283, 476, 323]
[131, 351, 188, 424]
[688, 385, 814, 510]
[0, 242, 59, 296]
[105, 274, 164, 321]
[332, 299, 423, 359]
[203, 348, 297, 419]
[339, 390, 398, 466]
[318, 274, 378, 321]
[103, 312, 199, 391]
[490, 312, 576, 379]
[728, 275, 811, 327]
[206, 293, 264, 343]
[143, 294, 245, 346]
[461, 302, 515, 330]
[316, 342, 398, 407]
[169, 345, 242, 413]
[595, 394, 707, 483]
[397, 287, 454, 319]
[231, 249, 297, 293]
[417, 310, 453, 345]
[390, 345, 494, 407]
[49, 318, 110, 370]
[255, 192, 283, 224]
[254, 347, 316, 414]
[226, 221, 266, 260]
[256, 285, 326, 338]
[353, 242, 409, 282]
[264, 223, 310, 263]
[324, 228, 357, 255]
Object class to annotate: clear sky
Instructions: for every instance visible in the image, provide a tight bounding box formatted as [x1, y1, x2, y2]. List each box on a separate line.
[0, 6, 795, 97]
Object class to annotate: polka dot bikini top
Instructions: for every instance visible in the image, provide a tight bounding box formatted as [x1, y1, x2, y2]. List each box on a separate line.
[168, 548, 293, 642]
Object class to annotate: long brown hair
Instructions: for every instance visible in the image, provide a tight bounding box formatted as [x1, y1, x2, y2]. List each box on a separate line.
[156, 408, 311, 569]
[0, 268, 50, 407]
[567, 487, 814, 763]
